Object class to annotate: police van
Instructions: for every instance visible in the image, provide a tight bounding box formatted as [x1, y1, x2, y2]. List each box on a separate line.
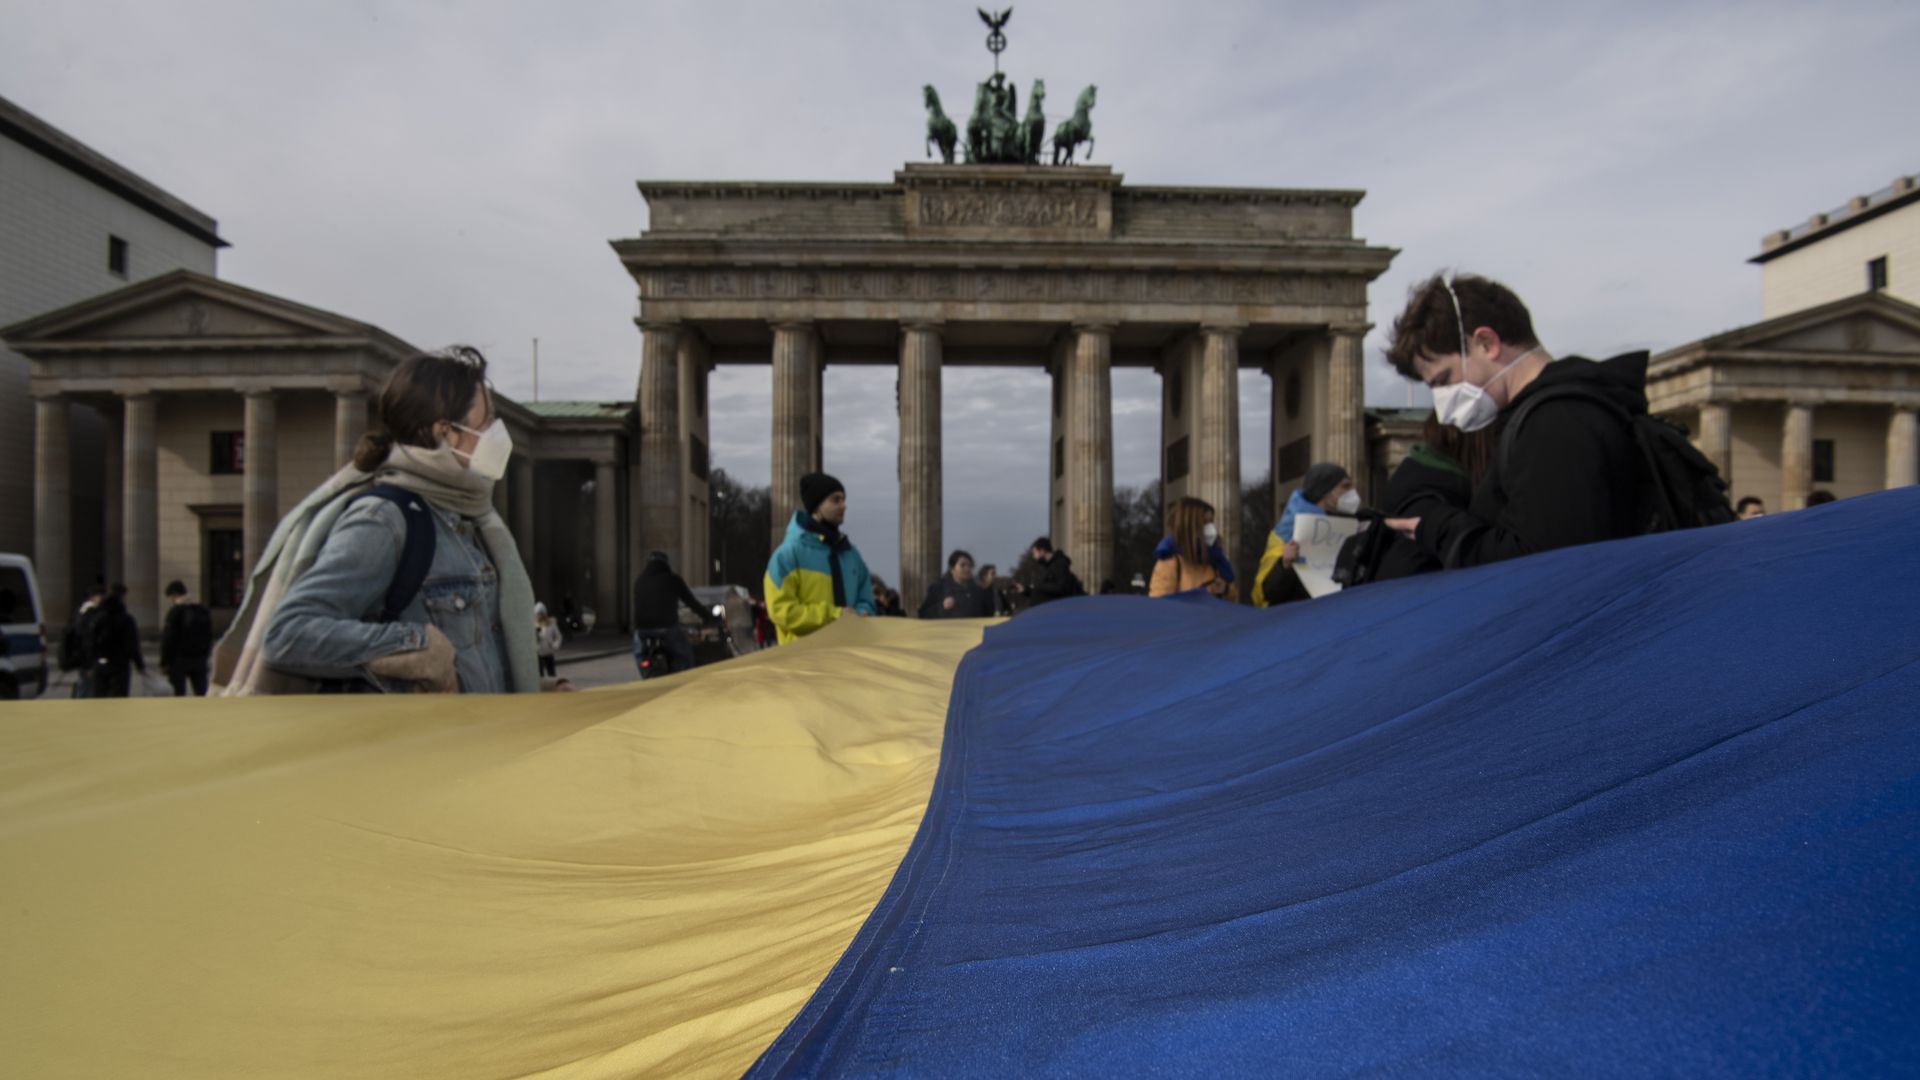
[0, 554, 49, 700]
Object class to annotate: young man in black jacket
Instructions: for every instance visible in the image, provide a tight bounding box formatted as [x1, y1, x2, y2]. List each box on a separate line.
[159, 580, 214, 697]
[1381, 272, 1644, 568]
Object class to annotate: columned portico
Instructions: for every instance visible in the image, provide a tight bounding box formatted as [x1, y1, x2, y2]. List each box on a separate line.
[1887, 407, 1918, 489]
[616, 165, 1396, 596]
[770, 321, 822, 544]
[33, 394, 72, 627]
[334, 390, 369, 470]
[677, 335, 712, 584]
[1781, 402, 1814, 510]
[1325, 325, 1369, 499]
[1064, 323, 1115, 592]
[123, 392, 160, 627]
[242, 389, 277, 579]
[636, 321, 683, 566]
[594, 459, 621, 629]
[1696, 401, 1733, 484]
[1194, 324, 1242, 558]
[898, 321, 943, 607]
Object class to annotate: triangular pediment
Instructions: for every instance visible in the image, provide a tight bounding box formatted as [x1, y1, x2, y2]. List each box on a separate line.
[1707, 292, 1920, 357]
[1, 271, 414, 354]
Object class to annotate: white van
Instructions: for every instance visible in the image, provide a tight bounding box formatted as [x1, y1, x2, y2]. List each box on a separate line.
[0, 554, 49, 700]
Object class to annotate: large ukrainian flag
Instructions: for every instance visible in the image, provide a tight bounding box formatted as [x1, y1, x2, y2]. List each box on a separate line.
[3, 491, 1917, 1077]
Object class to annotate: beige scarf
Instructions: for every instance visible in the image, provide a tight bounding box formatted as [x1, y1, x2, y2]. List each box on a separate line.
[211, 444, 540, 695]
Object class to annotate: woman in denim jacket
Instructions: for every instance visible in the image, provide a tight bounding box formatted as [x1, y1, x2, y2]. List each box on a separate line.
[248, 347, 545, 694]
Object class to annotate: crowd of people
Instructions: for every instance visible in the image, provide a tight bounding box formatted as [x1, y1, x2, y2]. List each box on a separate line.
[75, 268, 1828, 693]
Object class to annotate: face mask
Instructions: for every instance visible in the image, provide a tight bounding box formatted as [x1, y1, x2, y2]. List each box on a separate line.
[1335, 489, 1361, 515]
[1202, 522, 1219, 545]
[450, 419, 512, 481]
[1433, 280, 1538, 432]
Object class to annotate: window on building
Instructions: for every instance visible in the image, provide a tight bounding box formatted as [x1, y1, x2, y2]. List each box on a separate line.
[1165, 435, 1190, 483]
[1813, 439, 1835, 484]
[1867, 256, 1889, 292]
[206, 528, 245, 609]
[1168, 368, 1183, 419]
[108, 235, 129, 277]
[1276, 436, 1312, 485]
[210, 432, 246, 475]
[1053, 436, 1065, 479]
[689, 434, 709, 481]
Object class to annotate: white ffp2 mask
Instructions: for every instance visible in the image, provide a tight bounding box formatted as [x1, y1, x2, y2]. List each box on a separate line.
[452, 419, 513, 480]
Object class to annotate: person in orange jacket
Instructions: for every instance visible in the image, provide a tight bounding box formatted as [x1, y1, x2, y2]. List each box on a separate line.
[1148, 496, 1238, 602]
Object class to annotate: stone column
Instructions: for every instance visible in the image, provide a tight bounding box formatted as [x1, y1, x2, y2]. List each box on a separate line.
[637, 321, 683, 567]
[677, 339, 712, 585]
[33, 395, 73, 630]
[1325, 325, 1369, 499]
[511, 456, 537, 572]
[334, 390, 368, 470]
[1194, 325, 1243, 559]
[1887, 406, 1918, 489]
[102, 405, 124, 586]
[1696, 401, 1733, 486]
[1065, 323, 1115, 592]
[898, 321, 943, 610]
[242, 390, 278, 581]
[1781, 402, 1814, 510]
[770, 322, 820, 545]
[123, 393, 160, 629]
[594, 459, 620, 631]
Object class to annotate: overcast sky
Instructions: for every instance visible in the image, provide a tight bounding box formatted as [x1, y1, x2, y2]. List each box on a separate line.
[5, 0, 1915, 587]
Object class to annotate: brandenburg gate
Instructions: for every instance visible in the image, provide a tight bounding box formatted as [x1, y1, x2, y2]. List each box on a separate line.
[612, 163, 1395, 605]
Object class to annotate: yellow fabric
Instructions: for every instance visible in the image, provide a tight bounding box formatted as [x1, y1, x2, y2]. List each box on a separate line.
[764, 564, 838, 644]
[1251, 530, 1288, 607]
[0, 617, 983, 1079]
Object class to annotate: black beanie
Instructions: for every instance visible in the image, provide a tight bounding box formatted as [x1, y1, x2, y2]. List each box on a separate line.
[800, 472, 844, 514]
[1301, 462, 1350, 504]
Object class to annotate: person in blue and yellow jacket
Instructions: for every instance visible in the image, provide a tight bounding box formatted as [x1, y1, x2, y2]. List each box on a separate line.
[1252, 462, 1357, 608]
[764, 472, 877, 644]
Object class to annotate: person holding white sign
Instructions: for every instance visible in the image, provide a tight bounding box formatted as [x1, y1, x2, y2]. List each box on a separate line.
[1252, 463, 1358, 607]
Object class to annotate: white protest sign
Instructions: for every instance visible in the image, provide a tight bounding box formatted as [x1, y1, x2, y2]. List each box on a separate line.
[1291, 514, 1363, 598]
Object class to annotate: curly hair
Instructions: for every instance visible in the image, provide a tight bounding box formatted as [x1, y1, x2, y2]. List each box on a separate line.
[1384, 273, 1538, 380]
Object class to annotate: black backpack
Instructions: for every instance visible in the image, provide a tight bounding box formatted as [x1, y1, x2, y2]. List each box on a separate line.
[316, 484, 437, 693]
[1499, 385, 1737, 533]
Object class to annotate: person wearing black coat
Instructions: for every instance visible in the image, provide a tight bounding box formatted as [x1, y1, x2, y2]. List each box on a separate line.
[630, 552, 709, 675]
[1020, 537, 1084, 606]
[88, 584, 145, 698]
[160, 580, 214, 697]
[1383, 273, 1645, 569]
[919, 550, 995, 619]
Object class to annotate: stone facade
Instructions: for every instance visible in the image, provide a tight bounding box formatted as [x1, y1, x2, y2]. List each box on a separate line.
[0, 92, 224, 561]
[1648, 291, 1920, 510]
[613, 164, 1396, 605]
[1757, 173, 1919, 318]
[3, 273, 638, 634]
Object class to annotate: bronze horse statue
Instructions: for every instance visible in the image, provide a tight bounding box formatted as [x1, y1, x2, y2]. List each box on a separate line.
[924, 85, 957, 164]
[1052, 84, 1097, 165]
[1022, 79, 1047, 165]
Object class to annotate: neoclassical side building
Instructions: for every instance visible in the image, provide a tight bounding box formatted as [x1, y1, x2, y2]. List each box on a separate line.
[5, 272, 638, 633]
[612, 164, 1396, 604]
[1652, 172, 1920, 510]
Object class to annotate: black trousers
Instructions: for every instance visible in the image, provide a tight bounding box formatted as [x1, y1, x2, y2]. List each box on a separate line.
[91, 664, 133, 698]
[170, 662, 209, 697]
[539, 655, 558, 678]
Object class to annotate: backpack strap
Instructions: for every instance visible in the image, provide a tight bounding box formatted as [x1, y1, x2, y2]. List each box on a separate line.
[1496, 383, 1635, 487]
[348, 484, 437, 623]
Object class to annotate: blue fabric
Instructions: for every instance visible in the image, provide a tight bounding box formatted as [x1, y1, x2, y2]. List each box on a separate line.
[752, 490, 1920, 1077]
[1150, 536, 1237, 585]
[1274, 488, 1322, 545]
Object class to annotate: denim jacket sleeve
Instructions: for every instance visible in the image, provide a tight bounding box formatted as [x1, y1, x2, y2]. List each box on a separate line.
[261, 498, 430, 680]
